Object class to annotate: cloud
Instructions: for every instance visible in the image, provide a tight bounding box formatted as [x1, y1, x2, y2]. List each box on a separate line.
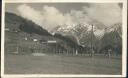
[83, 3, 122, 27]
[17, 4, 43, 26]
[17, 3, 122, 32]
[70, 10, 92, 24]
[17, 4, 75, 31]
[41, 5, 74, 30]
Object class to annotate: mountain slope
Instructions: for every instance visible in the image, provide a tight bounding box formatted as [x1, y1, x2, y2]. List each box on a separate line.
[5, 12, 52, 36]
[5, 12, 54, 54]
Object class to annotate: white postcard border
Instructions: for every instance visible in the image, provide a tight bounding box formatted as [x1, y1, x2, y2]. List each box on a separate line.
[1, 0, 127, 77]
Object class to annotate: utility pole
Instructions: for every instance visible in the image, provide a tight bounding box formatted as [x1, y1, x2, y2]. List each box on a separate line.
[91, 24, 93, 49]
[90, 24, 94, 57]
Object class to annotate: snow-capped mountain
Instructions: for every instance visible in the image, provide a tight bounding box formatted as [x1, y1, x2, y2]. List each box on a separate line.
[51, 22, 122, 45]
[53, 23, 104, 39]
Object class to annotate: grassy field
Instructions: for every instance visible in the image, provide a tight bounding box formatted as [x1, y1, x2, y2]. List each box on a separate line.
[4, 54, 122, 75]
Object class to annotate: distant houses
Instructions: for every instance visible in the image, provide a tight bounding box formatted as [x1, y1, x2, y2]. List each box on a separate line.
[47, 40, 57, 43]
[33, 39, 38, 42]
[5, 27, 9, 31]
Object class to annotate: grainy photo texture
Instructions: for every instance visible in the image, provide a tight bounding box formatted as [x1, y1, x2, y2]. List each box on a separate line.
[2, 1, 127, 77]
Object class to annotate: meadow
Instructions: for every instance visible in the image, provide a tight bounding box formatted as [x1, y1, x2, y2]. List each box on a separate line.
[4, 54, 122, 74]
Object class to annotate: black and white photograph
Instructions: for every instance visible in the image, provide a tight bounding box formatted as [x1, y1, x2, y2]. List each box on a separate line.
[1, 0, 127, 77]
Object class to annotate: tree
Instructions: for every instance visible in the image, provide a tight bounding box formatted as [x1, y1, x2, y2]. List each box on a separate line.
[100, 30, 122, 54]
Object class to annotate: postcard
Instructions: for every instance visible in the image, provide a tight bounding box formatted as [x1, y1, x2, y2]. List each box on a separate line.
[1, 0, 127, 77]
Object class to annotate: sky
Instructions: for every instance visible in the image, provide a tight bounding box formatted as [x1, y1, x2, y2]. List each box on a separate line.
[5, 3, 122, 31]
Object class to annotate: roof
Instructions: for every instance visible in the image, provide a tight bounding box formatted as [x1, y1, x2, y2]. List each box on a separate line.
[47, 40, 57, 43]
